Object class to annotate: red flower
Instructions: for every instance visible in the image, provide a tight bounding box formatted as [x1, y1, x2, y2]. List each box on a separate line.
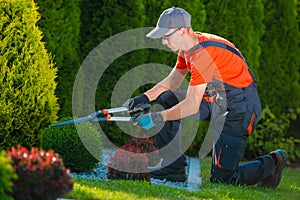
[6, 145, 73, 199]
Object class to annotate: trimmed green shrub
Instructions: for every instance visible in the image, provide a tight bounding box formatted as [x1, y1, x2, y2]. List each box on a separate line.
[246, 106, 300, 162]
[6, 145, 73, 199]
[40, 118, 102, 172]
[0, 151, 16, 200]
[0, 0, 59, 150]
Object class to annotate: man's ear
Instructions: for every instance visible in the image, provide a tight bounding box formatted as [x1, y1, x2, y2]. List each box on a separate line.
[178, 28, 187, 36]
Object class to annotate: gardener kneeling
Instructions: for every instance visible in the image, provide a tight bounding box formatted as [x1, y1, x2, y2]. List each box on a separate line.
[123, 7, 287, 187]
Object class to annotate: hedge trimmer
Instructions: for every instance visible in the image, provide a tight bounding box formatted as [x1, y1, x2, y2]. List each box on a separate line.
[49, 104, 151, 127]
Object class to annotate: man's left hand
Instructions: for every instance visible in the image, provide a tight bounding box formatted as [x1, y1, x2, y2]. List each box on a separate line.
[134, 112, 164, 130]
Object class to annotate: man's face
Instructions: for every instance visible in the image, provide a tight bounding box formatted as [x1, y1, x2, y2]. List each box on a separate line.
[161, 28, 184, 52]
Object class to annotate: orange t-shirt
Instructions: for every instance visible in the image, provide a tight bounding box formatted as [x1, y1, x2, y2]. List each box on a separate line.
[175, 32, 254, 88]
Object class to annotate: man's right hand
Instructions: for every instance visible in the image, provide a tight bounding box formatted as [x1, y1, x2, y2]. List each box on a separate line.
[122, 94, 149, 110]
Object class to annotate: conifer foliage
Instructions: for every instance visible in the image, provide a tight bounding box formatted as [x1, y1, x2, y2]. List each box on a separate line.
[0, 0, 59, 150]
[258, 0, 300, 115]
[36, 0, 81, 117]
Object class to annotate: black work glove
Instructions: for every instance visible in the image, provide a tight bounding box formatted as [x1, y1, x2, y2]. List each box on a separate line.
[122, 94, 149, 110]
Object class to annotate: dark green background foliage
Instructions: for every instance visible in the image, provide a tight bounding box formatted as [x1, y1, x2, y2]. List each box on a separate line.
[40, 118, 102, 172]
[0, 0, 59, 150]
[36, 0, 81, 117]
[258, 0, 300, 115]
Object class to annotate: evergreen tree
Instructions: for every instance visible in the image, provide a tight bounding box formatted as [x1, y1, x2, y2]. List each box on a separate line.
[144, 0, 170, 27]
[259, 0, 300, 114]
[297, 0, 300, 27]
[79, 0, 105, 58]
[0, 0, 59, 150]
[36, 0, 81, 117]
[86, 0, 146, 108]
[80, 0, 145, 58]
[79, 1, 147, 145]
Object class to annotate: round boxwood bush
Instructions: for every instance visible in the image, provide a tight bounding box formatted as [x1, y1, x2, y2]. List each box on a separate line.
[40, 118, 102, 172]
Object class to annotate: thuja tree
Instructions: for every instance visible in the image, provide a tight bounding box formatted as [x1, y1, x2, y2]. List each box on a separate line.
[259, 0, 300, 115]
[36, 0, 81, 117]
[0, 0, 59, 150]
[80, 0, 112, 58]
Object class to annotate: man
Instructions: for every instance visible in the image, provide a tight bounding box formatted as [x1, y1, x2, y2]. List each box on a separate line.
[123, 7, 287, 187]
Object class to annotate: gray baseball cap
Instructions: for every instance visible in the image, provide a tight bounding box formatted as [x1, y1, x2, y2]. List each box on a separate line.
[146, 7, 191, 39]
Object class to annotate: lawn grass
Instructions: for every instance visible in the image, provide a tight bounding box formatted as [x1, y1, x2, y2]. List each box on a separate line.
[65, 157, 300, 200]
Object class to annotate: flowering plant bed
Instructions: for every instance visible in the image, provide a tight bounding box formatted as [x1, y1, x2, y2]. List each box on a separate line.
[6, 145, 73, 199]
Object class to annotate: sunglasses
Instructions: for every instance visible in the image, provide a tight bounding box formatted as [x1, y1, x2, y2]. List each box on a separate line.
[162, 28, 180, 41]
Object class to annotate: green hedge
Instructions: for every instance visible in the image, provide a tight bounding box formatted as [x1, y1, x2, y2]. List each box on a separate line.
[40, 118, 102, 172]
[0, 0, 59, 150]
[36, 0, 81, 117]
[258, 0, 300, 115]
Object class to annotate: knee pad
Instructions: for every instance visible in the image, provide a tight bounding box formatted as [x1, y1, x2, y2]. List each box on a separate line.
[157, 91, 180, 109]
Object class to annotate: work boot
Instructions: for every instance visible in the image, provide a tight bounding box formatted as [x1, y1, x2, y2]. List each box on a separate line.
[150, 167, 187, 182]
[259, 149, 288, 188]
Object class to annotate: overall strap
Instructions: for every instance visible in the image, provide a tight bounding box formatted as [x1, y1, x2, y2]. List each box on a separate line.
[197, 40, 257, 83]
